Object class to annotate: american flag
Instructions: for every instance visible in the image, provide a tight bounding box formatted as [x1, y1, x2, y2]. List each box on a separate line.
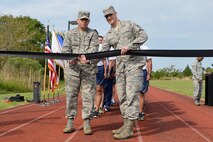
[44, 32, 59, 93]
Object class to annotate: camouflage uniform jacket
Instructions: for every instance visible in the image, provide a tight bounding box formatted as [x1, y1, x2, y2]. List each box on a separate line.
[102, 20, 148, 72]
[191, 60, 203, 81]
[62, 27, 99, 76]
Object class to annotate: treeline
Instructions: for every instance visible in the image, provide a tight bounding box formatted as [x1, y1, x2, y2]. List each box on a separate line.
[1, 15, 212, 93]
[0, 15, 46, 93]
[152, 65, 213, 79]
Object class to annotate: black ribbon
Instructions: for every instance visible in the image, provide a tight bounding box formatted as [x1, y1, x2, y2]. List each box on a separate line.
[0, 50, 213, 60]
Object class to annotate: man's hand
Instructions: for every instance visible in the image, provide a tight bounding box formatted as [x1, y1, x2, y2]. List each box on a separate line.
[78, 55, 90, 64]
[69, 58, 78, 65]
[206, 72, 212, 75]
[107, 72, 111, 78]
[121, 46, 129, 55]
[146, 74, 151, 81]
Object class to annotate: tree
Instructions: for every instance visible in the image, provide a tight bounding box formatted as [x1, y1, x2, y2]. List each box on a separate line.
[0, 15, 46, 67]
[182, 65, 192, 77]
[0, 15, 46, 52]
[0, 15, 46, 91]
[205, 67, 213, 73]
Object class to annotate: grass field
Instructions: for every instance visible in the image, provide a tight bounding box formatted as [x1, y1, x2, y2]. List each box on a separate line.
[0, 80, 206, 110]
[0, 82, 65, 110]
[0, 92, 32, 110]
[150, 80, 205, 99]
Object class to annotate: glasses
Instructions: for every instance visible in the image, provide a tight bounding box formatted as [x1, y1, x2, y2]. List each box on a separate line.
[80, 18, 89, 21]
[105, 14, 113, 19]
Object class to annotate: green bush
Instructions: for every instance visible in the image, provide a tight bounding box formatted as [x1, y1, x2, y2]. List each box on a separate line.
[0, 78, 30, 94]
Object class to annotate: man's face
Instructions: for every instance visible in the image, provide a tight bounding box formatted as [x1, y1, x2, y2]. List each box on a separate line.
[98, 37, 103, 44]
[77, 18, 90, 29]
[105, 12, 117, 26]
[197, 57, 204, 62]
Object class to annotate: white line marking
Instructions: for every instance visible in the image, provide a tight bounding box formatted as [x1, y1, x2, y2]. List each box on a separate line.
[151, 87, 213, 117]
[0, 106, 65, 137]
[0, 98, 65, 115]
[150, 95, 212, 142]
[135, 121, 143, 142]
[178, 101, 213, 117]
[64, 124, 83, 142]
[0, 104, 35, 115]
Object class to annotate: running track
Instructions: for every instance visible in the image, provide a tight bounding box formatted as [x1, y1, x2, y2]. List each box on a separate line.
[0, 86, 213, 142]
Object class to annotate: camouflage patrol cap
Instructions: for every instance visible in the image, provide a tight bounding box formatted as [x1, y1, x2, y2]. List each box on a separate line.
[103, 6, 116, 16]
[78, 11, 90, 19]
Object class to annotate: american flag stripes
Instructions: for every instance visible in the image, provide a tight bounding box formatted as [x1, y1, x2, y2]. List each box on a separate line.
[44, 33, 59, 93]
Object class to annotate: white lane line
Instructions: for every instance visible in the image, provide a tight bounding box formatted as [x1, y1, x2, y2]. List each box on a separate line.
[135, 121, 143, 142]
[150, 88, 213, 117]
[64, 124, 83, 142]
[150, 95, 212, 142]
[0, 106, 65, 137]
[177, 100, 213, 117]
[65, 122, 143, 142]
[0, 98, 65, 115]
[0, 104, 35, 115]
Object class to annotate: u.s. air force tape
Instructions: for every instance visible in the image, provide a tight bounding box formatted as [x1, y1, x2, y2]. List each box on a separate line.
[0, 50, 213, 60]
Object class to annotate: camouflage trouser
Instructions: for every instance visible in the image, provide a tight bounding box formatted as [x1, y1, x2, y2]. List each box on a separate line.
[116, 67, 143, 120]
[193, 80, 203, 100]
[64, 70, 96, 120]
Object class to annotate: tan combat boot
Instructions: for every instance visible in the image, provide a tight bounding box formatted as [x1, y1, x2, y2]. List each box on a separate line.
[112, 118, 128, 134]
[63, 118, 75, 133]
[113, 119, 134, 140]
[84, 119, 92, 135]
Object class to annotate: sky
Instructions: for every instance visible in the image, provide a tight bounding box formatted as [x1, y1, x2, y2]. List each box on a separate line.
[0, 0, 213, 71]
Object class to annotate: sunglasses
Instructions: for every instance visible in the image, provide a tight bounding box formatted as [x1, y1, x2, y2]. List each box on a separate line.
[80, 18, 89, 21]
[105, 14, 113, 19]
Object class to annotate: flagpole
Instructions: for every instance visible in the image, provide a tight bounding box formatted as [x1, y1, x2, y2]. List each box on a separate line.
[43, 59, 47, 102]
[42, 25, 49, 104]
[46, 25, 51, 102]
[57, 66, 61, 101]
[47, 71, 51, 102]
[51, 30, 63, 103]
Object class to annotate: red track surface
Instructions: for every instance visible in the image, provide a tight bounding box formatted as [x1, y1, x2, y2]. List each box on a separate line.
[0, 87, 213, 142]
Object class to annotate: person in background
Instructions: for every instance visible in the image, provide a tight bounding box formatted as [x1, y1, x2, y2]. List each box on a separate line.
[109, 51, 117, 106]
[101, 6, 148, 139]
[62, 10, 99, 135]
[103, 47, 116, 112]
[93, 35, 107, 118]
[138, 45, 152, 121]
[191, 57, 204, 106]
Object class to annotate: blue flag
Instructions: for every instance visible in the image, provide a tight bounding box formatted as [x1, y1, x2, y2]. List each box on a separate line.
[57, 34, 64, 46]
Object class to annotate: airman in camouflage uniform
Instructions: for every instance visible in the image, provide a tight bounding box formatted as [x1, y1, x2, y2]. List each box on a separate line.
[191, 57, 204, 106]
[101, 6, 148, 139]
[62, 11, 99, 135]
